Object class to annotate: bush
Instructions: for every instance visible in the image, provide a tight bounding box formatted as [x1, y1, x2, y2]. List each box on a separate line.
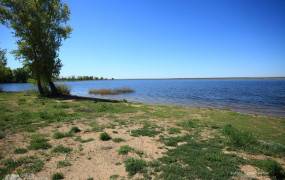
[56, 84, 70, 95]
[124, 158, 147, 176]
[57, 160, 71, 168]
[100, 132, 111, 141]
[89, 87, 134, 95]
[52, 172, 64, 180]
[112, 137, 125, 143]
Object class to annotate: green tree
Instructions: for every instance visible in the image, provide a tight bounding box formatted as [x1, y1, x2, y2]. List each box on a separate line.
[13, 67, 30, 83]
[0, 0, 72, 95]
[0, 48, 13, 83]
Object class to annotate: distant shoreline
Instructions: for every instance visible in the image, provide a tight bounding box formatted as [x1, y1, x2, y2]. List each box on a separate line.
[115, 77, 285, 80]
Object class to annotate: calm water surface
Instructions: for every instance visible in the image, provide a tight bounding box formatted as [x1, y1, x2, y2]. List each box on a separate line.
[1, 79, 285, 117]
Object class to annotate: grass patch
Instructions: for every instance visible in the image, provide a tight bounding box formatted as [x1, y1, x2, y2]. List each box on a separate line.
[1, 156, 44, 178]
[100, 132, 112, 141]
[158, 137, 244, 179]
[52, 145, 72, 154]
[89, 87, 134, 95]
[223, 124, 285, 156]
[14, 148, 28, 154]
[176, 119, 197, 130]
[168, 127, 181, 134]
[52, 172, 64, 180]
[57, 160, 72, 168]
[118, 145, 134, 155]
[53, 131, 73, 139]
[251, 159, 285, 180]
[131, 124, 161, 137]
[29, 135, 51, 150]
[124, 158, 147, 176]
[112, 137, 125, 143]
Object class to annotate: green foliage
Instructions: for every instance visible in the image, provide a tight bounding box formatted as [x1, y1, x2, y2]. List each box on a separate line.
[124, 158, 147, 176]
[14, 148, 28, 154]
[52, 172, 64, 180]
[29, 135, 51, 150]
[52, 145, 72, 154]
[112, 137, 125, 143]
[57, 160, 71, 168]
[100, 132, 111, 141]
[118, 145, 134, 155]
[251, 159, 285, 180]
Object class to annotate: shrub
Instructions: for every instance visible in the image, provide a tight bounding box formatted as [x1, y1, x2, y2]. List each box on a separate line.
[100, 132, 111, 141]
[168, 127, 181, 134]
[56, 84, 70, 95]
[29, 135, 51, 150]
[89, 87, 134, 95]
[52, 172, 64, 180]
[74, 136, 94, 143]
[14, 148, 28, 154]
[130, 124, 160, 137]
[52, 145, 72, 154]
[118, 145, 134, 155]
[124, 158, 147, 176]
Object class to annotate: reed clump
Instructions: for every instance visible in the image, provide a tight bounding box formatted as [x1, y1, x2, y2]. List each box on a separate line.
[89, 87, 134, 95]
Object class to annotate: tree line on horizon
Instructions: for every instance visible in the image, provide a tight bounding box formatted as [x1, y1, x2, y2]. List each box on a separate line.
[0, 0, 72, 96]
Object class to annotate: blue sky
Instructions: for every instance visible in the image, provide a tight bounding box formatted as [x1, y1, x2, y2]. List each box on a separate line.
[1, 0, 285, 78]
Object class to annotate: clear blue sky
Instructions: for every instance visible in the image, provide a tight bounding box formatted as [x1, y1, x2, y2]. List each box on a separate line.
[1, 0, 285, 78]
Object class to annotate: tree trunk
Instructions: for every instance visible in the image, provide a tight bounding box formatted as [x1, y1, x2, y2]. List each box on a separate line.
[37, 79, 44, 95]
[49, 81, 58, 96]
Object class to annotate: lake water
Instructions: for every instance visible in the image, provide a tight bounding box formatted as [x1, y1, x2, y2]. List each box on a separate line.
[1, 79, 285, 117]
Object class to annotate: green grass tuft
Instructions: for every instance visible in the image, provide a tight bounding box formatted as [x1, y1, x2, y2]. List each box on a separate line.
[14, 148, 28, 154]
[69, 126, 81, 134]
[251, 159, 285, 180]
[131, 124, 160, 137]
[29, 135, 51, 150]
[100, 132, 111, 141]
[176, 119, 196, 130]
[52, 172, 64, 180]
[118, 145, 134, 155]
[124, 158, 147, 176]
[57, 160, 72, 168]
[52, 145, 72, 154]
